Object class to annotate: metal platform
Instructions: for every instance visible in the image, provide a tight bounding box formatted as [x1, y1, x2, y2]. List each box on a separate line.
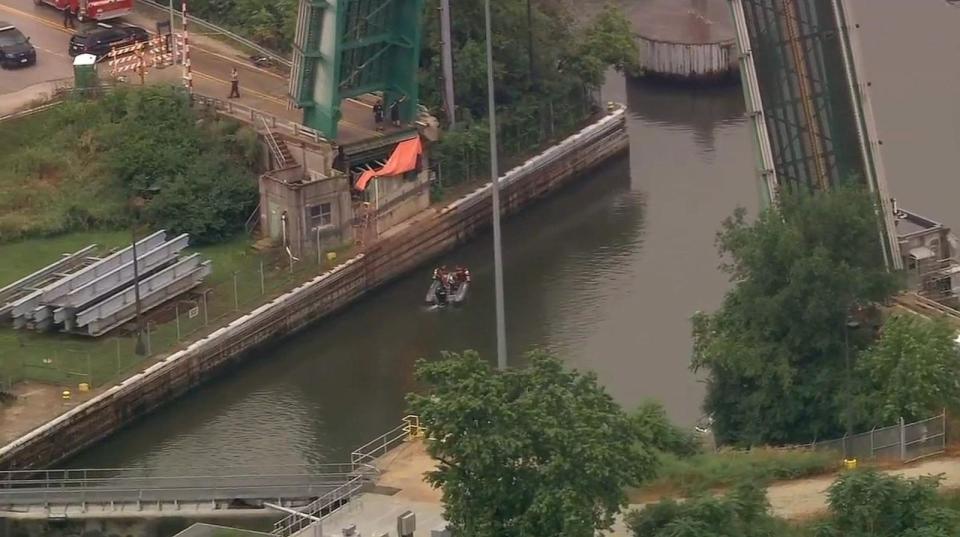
[0, 464, 375, 519]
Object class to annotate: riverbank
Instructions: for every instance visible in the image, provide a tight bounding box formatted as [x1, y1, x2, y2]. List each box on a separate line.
[0, 104, 629, 470]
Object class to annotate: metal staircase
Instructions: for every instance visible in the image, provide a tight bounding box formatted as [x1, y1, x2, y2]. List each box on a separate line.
[260, 116, 295, 169]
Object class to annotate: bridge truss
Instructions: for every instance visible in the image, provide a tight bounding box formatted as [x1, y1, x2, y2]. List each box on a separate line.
[730, 0, 902, 269]
[289, 0, 424, 139]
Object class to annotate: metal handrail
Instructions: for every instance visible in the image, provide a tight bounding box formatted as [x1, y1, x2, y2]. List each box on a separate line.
[190, 94, 329, 145]
[272, 474, 366, 537]
[260, 115, 289, 168]
[0, 462, 361, 483]
[134, 0, 291, 68]
[350, 415, 421, 469]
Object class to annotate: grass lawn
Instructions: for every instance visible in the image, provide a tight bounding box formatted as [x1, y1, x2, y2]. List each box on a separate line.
[0, 230, 338, 391]
[630, 448, 841, 500]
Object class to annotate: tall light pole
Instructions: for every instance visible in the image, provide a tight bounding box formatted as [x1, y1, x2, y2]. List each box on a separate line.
[130, 198, 146, 357]
[484, 0, 507, 370]
[169, 0, 178, 63]
[842, 318, 860, 458]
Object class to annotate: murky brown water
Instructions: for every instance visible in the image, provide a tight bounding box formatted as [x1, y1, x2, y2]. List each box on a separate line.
[70, 0, 959, 468]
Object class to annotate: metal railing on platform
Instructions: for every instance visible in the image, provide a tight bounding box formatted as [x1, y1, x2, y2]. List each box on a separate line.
[272, 475, 366, 537]
[0, 463, 370, 509]
[350, 415, 422, 470]
[190, 94, 328, 145]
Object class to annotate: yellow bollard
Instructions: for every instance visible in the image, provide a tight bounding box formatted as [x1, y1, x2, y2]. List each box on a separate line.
[61, 390, 71, 400]
[843, 458, 858, 470]
[78, 383, 89, 393]
[326, 252, 337, 262]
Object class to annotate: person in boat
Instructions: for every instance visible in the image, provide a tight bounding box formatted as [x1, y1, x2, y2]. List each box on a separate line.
[433, 265, 449, 284]
[452, 266, 470, 284]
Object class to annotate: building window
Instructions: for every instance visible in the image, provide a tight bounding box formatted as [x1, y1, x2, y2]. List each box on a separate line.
[309, 202, 332, 228]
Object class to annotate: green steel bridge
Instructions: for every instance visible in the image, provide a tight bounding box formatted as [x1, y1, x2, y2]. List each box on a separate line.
[730, 0, 903, 270]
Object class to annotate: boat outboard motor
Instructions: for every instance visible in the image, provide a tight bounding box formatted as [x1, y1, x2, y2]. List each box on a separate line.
[435, 283, 449, 306]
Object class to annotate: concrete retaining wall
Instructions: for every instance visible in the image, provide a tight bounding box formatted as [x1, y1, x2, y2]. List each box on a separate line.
[635, 37, 738, 83]
[0, 105, 629, 470]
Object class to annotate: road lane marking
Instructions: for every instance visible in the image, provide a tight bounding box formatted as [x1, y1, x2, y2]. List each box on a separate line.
[0, 1, 380, 137]
[0, 2, 73, 34]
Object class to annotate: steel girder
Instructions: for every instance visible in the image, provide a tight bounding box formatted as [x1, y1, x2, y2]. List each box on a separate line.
[289, 0, 424, 138]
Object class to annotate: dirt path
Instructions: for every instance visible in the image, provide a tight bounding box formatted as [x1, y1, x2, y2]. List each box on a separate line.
[764, 457, 960, 519]
[375, 439, 960, 530]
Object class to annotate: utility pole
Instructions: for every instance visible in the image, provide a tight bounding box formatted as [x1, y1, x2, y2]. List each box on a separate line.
[484, 0, 507, 370]
[526, 0, 535, 87]
[439, 0, 456, 126]
[169, 0, 178, 64]
[131, 224, 145, 356]
[843, 318, 860, 459]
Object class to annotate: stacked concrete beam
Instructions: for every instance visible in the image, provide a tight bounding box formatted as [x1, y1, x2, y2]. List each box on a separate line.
[9, 231, 168, 329]
[77, 254, 212, 337]
[3, 230, 211, 337]
[54, 234, 190, 329]
[0, 245, 98, 321]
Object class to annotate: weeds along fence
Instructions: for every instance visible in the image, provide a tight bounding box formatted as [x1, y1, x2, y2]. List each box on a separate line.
[0, 248, 339, 393]
[801, 411, 947, 464]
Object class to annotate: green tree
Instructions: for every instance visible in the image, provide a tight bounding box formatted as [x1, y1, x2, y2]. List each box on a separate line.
[625, 482, 785, 537]
[815, 470, 960, 537]
[632, 400, 702, 458]
[692, 186, 901, 445]
[98, 86, 259, 244]
[856, 314, 960, 424]
[407, 350, 656, 537]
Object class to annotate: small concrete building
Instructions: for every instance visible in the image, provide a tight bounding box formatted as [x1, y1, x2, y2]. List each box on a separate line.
[257, 118, 436, 261]
[259, 167, 354, 260]
[896, 208, 960, 305]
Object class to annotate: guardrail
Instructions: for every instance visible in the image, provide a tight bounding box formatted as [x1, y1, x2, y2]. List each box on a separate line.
[350, 415, 422, 470]
[134, 0, 291, 69]
[190, 94, 329, 145]
[272, 474, 366, 537]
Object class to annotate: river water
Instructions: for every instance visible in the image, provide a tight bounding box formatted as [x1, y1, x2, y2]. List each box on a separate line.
[70, 0, 959, 469]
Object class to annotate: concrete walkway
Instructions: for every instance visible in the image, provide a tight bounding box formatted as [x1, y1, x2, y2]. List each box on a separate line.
[348, 440, 960, 537]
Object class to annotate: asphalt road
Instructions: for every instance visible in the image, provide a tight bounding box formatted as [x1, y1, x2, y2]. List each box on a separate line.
[0, 0, 385, 143]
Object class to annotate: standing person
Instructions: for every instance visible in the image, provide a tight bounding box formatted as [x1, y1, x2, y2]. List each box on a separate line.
[390, 96, 406, 127]
[229, 68, 240, 99]
[373, 99, 384, 131]
[62, 4, 76, 29]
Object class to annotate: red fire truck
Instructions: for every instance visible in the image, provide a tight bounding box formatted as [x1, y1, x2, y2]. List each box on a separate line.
[33, 0, 133, 22]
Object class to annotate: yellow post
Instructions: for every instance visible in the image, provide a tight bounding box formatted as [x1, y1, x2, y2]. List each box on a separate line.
[61, 390, 71, 400]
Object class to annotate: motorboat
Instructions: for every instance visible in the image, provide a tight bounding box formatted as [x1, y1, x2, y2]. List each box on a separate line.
[425, 266, 470, 306]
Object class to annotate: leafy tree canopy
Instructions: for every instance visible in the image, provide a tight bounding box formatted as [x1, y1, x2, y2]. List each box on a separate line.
[815, 470, 960, 537]
[856, 314, 960, 424]
[692, 186, 901, 446]
[99, 86, 260, 244]
[407, 350, 656, 537]
[632, 399, 702, 458]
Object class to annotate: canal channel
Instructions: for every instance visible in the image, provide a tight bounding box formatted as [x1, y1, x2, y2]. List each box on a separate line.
[70, 0, 959, 469]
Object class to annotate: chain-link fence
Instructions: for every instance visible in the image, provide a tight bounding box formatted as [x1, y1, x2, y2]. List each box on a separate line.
[805, 411, 946, 463]
[0, 247, 346, 394]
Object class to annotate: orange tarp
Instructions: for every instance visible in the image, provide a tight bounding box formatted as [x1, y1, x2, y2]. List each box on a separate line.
[355, 137, 423, 191]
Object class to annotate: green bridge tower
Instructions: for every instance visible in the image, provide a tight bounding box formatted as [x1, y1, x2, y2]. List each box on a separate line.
[289, 0, 424, 139]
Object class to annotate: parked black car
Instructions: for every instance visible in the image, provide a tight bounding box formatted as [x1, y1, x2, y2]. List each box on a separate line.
[68, 24, 149, 60]
[0, 22, 37, 68]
